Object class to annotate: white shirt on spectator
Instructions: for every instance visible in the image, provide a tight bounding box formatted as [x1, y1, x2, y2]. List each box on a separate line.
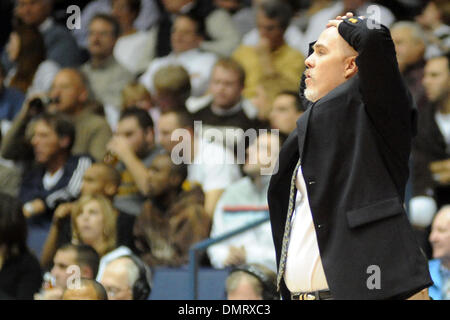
[139, 48, 217, 97]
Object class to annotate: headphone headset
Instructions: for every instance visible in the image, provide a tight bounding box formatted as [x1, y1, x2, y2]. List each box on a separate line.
[230, 264, 279, 300]
[124, 254, 152, 300]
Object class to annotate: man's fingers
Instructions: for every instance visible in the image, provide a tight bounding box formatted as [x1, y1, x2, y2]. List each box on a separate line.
[326, 19, 341, 28]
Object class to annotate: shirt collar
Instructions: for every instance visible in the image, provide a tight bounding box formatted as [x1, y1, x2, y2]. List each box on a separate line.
[211, 100, 242, 116]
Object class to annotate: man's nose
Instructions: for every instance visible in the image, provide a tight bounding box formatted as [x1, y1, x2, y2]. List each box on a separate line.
[305, 55, 314, 68]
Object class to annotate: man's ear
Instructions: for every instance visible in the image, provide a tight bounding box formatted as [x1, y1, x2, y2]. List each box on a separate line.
[344, 56, 358, 79]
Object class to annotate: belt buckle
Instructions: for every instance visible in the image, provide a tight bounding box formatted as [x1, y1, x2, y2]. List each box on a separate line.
[297, 293, 316, 300]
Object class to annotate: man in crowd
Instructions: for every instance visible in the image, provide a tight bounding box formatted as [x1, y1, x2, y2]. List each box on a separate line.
[1, 68, 112, 162]
[100, 255, 151, 300]
[108, 107, 164, 217]
[35, 243, 99, 300]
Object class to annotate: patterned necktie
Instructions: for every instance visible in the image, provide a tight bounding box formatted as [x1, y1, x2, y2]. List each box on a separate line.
[276, 157, 302, 291]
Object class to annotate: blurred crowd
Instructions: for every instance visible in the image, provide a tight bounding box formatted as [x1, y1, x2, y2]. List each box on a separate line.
[0, 0, 449, 300]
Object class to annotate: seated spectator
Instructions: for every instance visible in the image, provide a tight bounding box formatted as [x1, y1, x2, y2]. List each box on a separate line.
[4, 25, 59, 97]
[139, 13, 217, 98]
[108, 107, 164, 217]
[391, 21, 429, 110]
[19, 113, 92, 224]
[206, 132, 279, 271]
[9, 0, 83, 68]
[152, 65, 192, 113]
[156, 0, 240, 58]
[232, 0, 304, 113]
[241, 0, 306, 56]
[0, 61, 25, 136]
[40, 163, 135, 269]
[112, 0, 156, 75]
[226, 263, 278, 300]
[0, 192, 42, 300]
[415, 0, 450, 58]
[157, 110, 242, 217]
[0, 131, 21, 198]
[1, 68, 112, 162]
[81, 14, 134, 119]
[133, 153, 210, 267]
[71, 194, 133, 281]
[269, 90, 304, 142]
[100, 254, 151, 300]
[412, 53, 450, 212]
[428, 205, 450, 300]
[73, 0, 160, 49]
[62, 278, 108, 300]
[192, 58, 261, 154]
[35, 243, 99, 300]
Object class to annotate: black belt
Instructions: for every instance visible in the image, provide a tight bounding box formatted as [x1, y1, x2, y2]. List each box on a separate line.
[291, 290, 333, 300]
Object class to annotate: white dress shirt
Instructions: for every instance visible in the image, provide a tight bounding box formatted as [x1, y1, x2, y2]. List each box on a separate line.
[284, 166, 329, 292]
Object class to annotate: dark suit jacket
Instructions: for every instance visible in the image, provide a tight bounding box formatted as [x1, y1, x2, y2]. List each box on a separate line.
[268, 18, 433, 300]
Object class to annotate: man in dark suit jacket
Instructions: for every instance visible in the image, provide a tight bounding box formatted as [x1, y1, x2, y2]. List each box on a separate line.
[268, 13, 433, 300]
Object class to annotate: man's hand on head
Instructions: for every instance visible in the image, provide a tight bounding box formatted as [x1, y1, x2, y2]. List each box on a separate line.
[327, 12, 366, 29]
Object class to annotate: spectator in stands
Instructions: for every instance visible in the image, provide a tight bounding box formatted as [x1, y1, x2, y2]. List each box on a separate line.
[35, 243, 99, 300]
[111, 0, 155, 75]
[73, 0, 160, 49]
[139, 13, 217, 98]
[391, 21, 429, 110]
[152, 65, 192, 114]
[192, 58, 260, 153]
[100, 254, 151, 300]
[269, 90, 304, 141]
[157, 110, 242, 217]
[410, 53, 450, 260]
[415, 0, 450, 58]
[1, 68, 112, 162]
[19, 113, 92, 223]
[62, 278, 108, 300]
[207, 132, 279, 271]
[40, 163, 136, 269]
[71, 194, 133, 281]
[133, 153, 209, 267]
[11, 0, 82, 68]
[108, 107, 164, 217]
[226, 263, 278, 300]
[232, 0, 304, 117]
[241, 0, 306, 56]
[4, 25, 59, 97]
[0, 192, 42, 300]
[412, 53, 450, 211]
[428, 205, 450, 300]
[156, 0, 240, 58]
[81, 14, 134, 117]
[0, 62, 25, 136]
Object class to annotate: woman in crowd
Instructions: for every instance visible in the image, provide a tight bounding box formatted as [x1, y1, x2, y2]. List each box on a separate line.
[71, 194, 133, 281]
[0, 192, 42, 299]
[5, 25, 59, 97]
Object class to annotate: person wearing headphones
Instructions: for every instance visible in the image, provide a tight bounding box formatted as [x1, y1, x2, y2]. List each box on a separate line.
[226, 263, 279, 300]
[99, 254, 151, 300]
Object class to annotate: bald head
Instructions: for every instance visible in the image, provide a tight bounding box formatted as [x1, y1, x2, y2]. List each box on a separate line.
[62, 279, 108, 300]
[304, 26, 359, 102]
[48, 68, 89, 114]
[100, 257, 139, 300]
[429, 206, 450, 261]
